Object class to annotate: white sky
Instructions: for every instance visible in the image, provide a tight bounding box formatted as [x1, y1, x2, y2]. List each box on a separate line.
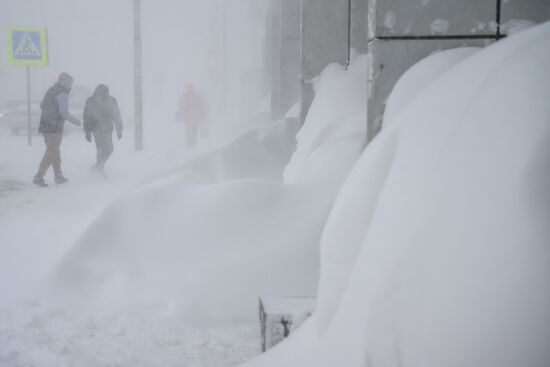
[0, 0, 268, 122]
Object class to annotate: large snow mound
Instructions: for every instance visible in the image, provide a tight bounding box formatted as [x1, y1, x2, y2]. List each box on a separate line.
[284, 54, 367, 184]
[383, 47, 479, 127]
[245, 21, 550, 367]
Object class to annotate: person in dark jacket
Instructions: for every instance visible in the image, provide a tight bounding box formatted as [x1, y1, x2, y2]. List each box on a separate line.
[83, 84, 123, 175]
[33, 72, 82, 187]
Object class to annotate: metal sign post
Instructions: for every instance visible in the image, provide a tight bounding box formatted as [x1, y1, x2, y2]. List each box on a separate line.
[6, 26, 48, 146]
[26, 66, 31, 146]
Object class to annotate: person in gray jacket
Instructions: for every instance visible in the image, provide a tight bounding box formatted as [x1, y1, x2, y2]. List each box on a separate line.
[83, 84, 123, 175]
[33, 72, 82, 187]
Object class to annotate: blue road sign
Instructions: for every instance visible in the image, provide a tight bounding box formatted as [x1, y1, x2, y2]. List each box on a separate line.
[6, 26, 48, 66]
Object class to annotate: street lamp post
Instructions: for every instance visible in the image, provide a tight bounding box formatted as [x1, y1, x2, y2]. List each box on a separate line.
[221, 0, 228, 113]
[133, 0, 144, 151]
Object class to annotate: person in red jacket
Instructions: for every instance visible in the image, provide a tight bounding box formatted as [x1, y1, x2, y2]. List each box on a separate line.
[176, 84, 207, 147]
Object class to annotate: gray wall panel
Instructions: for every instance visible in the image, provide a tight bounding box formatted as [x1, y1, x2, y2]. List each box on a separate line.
[280, 0, 302, 117]
[372, 0, 497, 37]
[301, 0, 350, 123]
[269, 0, 301, 121]
[351, 0, 369, 54]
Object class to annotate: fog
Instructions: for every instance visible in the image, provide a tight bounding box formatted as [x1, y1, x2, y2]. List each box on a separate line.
[2, 1, 549, 367]
[0, 0, 268, 132]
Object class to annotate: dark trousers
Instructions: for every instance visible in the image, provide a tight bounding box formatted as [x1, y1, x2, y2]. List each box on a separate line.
[186, 125, 198, 147]
[93, 131, 114, 170]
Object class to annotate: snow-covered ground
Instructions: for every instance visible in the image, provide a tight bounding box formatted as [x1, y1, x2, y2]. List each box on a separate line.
[0, 121, 269, 366]
[0, 55, 367, 366]
[0, 120, 238, 304]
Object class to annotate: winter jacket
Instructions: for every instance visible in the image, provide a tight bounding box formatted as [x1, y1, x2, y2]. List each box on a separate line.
[83, 84, 123, 135]
[39, 73, 79, 134]
[177, 90, 206, 127]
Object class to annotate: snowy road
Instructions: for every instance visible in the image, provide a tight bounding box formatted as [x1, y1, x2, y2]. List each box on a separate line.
[0, 124, 262, 367]
[0, 125, 191, 303]
[0, 303, 259, 367]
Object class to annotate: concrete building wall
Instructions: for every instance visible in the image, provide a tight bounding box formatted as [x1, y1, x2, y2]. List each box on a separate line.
[366, 0, 550, 143]
[300, 0, 350, 123]
[351, 0, 368, 55]
[269, 0, 301, 121]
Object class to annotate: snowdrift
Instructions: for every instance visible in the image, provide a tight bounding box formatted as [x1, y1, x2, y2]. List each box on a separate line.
[245, 22, 550, 367]
[50, 55, 368, 324]
[285, 55, 367, 184]
[383, 47, 479, 127]
[146, 118, 300, 185]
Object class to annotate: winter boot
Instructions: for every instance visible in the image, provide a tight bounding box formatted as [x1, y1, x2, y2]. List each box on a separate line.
[55, 176, 69, 185]
[32, 176, 48, 187]
[92, 164, 108, 179]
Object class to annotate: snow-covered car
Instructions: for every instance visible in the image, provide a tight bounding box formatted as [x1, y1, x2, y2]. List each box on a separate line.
[0, 101, 41, 135]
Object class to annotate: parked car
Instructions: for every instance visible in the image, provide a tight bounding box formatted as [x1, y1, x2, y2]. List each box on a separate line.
[0, 101, 41, 135]
[0, 85, 91, 136]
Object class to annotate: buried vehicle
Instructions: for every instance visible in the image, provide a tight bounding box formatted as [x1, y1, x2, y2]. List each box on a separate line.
[0, 85, 91, 136]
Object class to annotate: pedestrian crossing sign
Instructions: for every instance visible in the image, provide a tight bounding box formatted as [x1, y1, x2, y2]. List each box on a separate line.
[6, 26, 48, 66]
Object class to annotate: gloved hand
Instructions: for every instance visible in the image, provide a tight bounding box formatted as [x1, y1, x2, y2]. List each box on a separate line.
[85, 133, 92, 143]
[117, 130, 122, 140]
[73, 119, 82, 127]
